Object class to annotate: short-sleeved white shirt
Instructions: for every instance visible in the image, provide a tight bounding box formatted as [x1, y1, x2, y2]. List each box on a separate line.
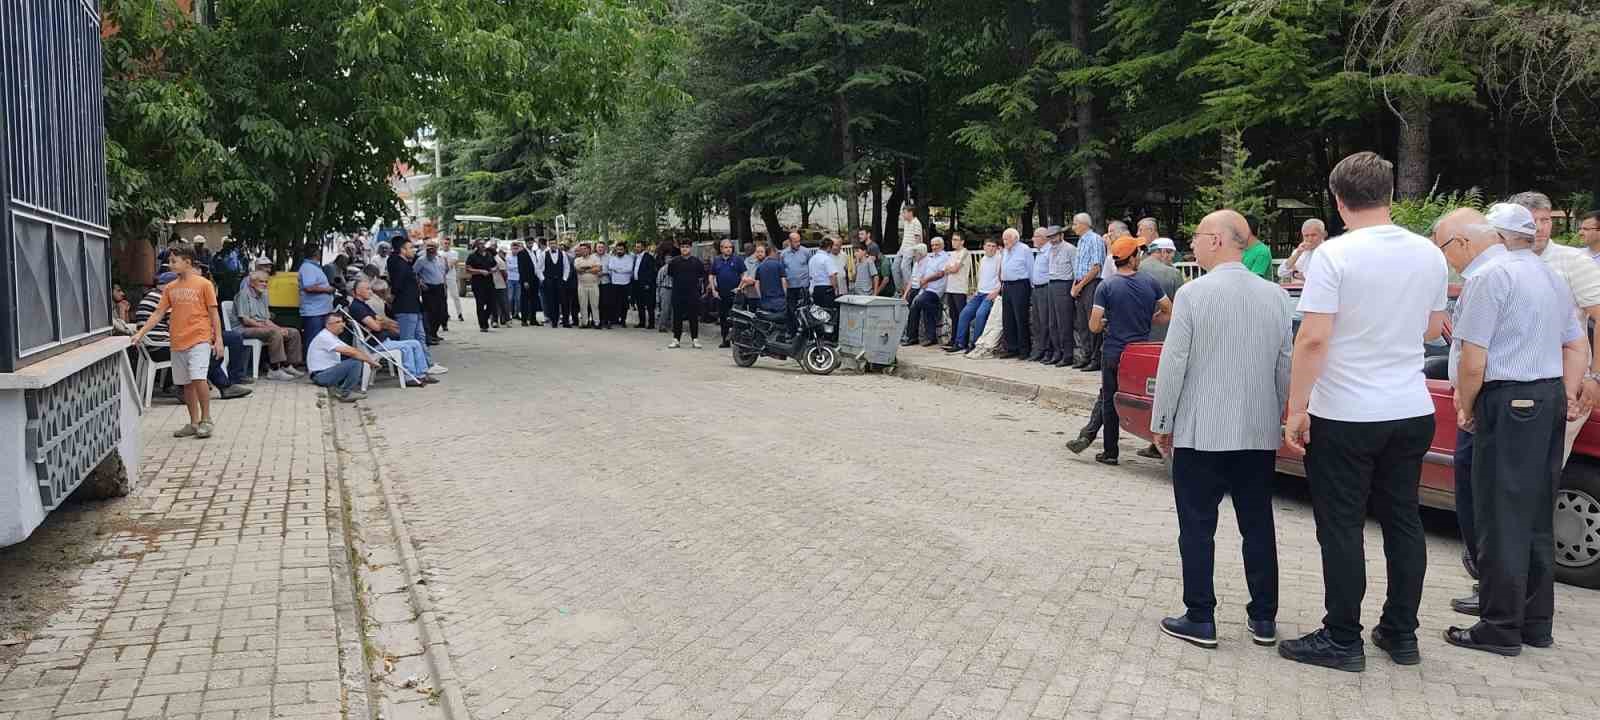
[901, 218, 923, 250]
[307, 329, 348, 374]
[1538, 242, 1600, 325]
[1296, 224, 1448, 422]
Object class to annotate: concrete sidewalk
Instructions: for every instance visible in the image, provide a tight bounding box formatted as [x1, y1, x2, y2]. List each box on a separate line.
[890, 344, 1104, 413]
[0, 382, 362, 720]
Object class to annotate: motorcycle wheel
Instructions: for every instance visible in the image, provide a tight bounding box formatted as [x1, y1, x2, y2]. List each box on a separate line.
[801, 342, 841, 376]
[733, 347, 759, 367]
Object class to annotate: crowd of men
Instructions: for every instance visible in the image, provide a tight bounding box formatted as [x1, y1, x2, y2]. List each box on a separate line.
[1142, 150, 1600, 672]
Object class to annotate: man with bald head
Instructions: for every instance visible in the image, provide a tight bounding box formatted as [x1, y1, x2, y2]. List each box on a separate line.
[1151, 209, 1292, 650]
[1439, 203, 1587, 656]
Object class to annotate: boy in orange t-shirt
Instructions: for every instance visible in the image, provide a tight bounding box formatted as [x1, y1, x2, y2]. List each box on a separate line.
[131, 245, 224, 438]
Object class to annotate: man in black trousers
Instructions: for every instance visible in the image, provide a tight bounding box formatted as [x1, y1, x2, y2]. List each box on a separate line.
[1279, 152, 1449, 672]
[516, 241, 540, 326]
[995, 228, 1032, 359]
[542, 241, 571, 328]
[1150, 210, 1291, 650]
[1443, 202, 1589, 656]
[465, 240, 498, 332]
[632, 241, 658, 328]
[560, 242, 579, 327]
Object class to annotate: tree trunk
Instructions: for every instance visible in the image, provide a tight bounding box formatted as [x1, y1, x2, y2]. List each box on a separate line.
[836, 92, 860, 236]
[1496, 105, 1513, 196]
[871, 168, 883, 243]
[759, 202, 783, 244]
[799, 197, 814, 229]
[885, 163, 906, 252]
[1395, 97, 1431, 199]
[1069, 0, 1104, 225]
[1022, 199, 1036, 238]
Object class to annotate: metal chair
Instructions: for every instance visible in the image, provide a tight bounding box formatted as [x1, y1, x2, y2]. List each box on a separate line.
[220, 300, 263, 379]
[337, 308, 416, 391]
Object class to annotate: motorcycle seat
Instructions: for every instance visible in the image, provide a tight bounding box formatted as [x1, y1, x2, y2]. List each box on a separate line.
[756, 309, 787, 321]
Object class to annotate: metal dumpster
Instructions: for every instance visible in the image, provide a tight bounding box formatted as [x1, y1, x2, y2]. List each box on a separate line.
[837, 295, 909, 369]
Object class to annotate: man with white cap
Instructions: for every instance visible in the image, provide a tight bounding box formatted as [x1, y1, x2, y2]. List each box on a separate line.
[1441, 202, 1588, 657]
[1138, 238, 1184, 342]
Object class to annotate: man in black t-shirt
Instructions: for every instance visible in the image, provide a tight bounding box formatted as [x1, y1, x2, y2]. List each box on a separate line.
[350, 281, 437, 385]
[465, 241, 499, 331]
[666, 243, 707, 348]
[384, 238, 442, 374]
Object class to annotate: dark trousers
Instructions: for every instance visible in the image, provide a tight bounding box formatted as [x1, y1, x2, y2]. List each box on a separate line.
[634, 284, 656, 327]
[522, 277, 540, 324]
[672, 292, 700, 340]
[1000, 280, 1032, 355]
[943, 293, 966, 345]
[1074, 278, 1100, 363]
[1029, 284, 1051, 357]
[543, 279, 564, 328]
[1305, 414, 1433, 644]
[1077, 357, 1121, 456]
[1174, 448, 1279, 623]
[786, 287, 809, 334]
[1048, 281, 1075, 360]
[1455, 429, 1477, 564]
[907, 290, 942, 343]
[496, 285, 511, 325]
[423, 284, 447, 340]
[717, 293, 738, 342]
[1472, 378, 1565, 645]
[564, 284, 579, 325]
[471, 279, 496, 329]
[812, 285, 837, 311]
[301, 313, 328, 354]
[600, 284, 621, 327]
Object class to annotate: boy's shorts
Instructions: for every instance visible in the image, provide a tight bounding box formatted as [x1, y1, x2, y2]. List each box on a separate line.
[171, 343, 211, 385]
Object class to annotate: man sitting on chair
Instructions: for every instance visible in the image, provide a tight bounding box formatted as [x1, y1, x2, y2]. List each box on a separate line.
[350, 280, 439, 386]
[307, 314, 380, 403]
[234, 270, 305, 380]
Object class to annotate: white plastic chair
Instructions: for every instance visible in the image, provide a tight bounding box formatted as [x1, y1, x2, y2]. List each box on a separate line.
[338, 308, 415, 391]
[135, 337, 172, 409]
[221, 300, 263, 379]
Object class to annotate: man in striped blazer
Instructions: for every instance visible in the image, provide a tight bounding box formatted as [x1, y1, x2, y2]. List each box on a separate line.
[1151, 209, 1294, 650]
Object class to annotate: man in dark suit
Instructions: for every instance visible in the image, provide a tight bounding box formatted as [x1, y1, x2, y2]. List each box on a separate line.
[560, 243, 580, 327]
[516, 242, 540, 326]
[542, 242, 571, 328]
[632, 240, 659, 329]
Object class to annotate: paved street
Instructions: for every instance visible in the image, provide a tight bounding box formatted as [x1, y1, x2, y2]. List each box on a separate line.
[360, 317, 1600, 720]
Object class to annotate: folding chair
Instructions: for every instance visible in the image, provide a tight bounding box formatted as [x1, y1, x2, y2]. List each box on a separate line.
[338, 308, 417, 391]
[221, 300, 263, 379]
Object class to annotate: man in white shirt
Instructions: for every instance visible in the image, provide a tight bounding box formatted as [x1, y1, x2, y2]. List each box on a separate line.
[895, 207, 924, 294]
[808, 237, 841, 309]
[306, 315, 380, 403]
[1278, 151, 1449, 673]
[1278, 219, 1327, 283]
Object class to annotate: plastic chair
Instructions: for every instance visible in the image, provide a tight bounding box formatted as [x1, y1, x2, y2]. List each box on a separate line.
[220, 300, 263, 379]
[135, 338, 172, 409]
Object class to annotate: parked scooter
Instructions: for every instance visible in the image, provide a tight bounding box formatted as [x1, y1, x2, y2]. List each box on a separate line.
[727, 303, 841, 375]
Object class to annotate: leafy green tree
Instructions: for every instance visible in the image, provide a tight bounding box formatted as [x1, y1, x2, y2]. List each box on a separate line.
[963, 166, 1030, 230]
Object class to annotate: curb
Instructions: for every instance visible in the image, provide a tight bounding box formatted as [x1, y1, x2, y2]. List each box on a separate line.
[890, 358, 1100, 413]
[360, 409, 473, 720]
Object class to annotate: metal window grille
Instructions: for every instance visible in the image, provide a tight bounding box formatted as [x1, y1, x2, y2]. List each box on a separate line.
[0, 0, 111, 373]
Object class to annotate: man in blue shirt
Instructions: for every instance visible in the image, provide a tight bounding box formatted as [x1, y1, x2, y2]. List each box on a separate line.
[1067, 236, 1171, 465]
[997, 229, 1034, 359]
[754, 243, 788, 314]
[1071, 213, 1106, 369]
[298, 244, 336, 352]
[1027, 229, 1056, 363]
[710, 239, 747, 348]
[904, 237, 950, 346]
[780, 231, 815, 332]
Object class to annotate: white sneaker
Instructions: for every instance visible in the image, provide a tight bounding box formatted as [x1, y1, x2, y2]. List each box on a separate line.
[668, 340, 680, 348]
[427, 364, 448, 375]
[267, 369, 294, 381]
[282, 366, 304, 377]
[691, 339, 702, 349]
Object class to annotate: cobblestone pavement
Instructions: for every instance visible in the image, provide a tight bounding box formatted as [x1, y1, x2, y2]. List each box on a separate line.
[0, 381, 356, 720]
[364, 318, 1600, 720]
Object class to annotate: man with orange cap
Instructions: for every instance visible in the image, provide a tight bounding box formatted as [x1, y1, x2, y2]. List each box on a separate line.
[1066, 235, 1171, 464]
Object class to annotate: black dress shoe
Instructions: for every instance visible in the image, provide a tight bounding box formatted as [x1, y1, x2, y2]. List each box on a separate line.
[1136, 444, 1163, 460]
[942, 345, 962, 353]
[1371, 627, 1420, 665]
[1443, 626, 1520, 657]
[718, 341, 731, 349]
[1159, 616, 1217, 649]
[1025, 351, 1045, 362]
[1451, 592, 1480, 616]
[901, 339, 919, 347]
[1081, 363, 1101, 372]
[1523, 634, 1554, 648]
[1248, 619, 1277, 647]
[1278, 629, 1365, 672]
[921, 339, 939, 347]
[1094, 452, 1118, 466]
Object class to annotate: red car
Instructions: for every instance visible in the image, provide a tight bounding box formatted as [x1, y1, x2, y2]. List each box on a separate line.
[1113, 286, 1600, 589]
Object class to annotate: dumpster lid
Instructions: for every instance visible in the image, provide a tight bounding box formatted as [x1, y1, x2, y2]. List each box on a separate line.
[838, 295, 907, 306]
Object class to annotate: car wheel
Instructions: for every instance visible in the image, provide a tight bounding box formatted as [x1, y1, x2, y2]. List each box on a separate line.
[1555, 460, 1600, 589]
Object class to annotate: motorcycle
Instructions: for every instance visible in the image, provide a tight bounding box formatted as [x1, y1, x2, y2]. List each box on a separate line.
[727, 303, 841, 375]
